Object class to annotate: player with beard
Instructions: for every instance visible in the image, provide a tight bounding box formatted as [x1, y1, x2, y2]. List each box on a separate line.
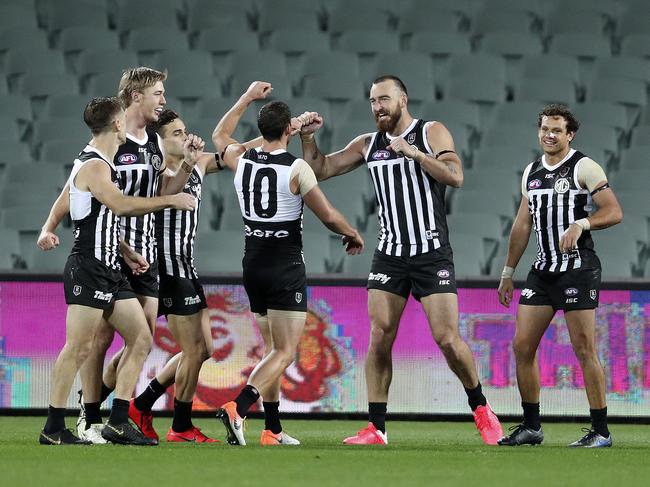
[37, 68, 202, 443]
[213, 81, 365, 446]
[497, 105, 622, 448]
[297, 75, 503, 445]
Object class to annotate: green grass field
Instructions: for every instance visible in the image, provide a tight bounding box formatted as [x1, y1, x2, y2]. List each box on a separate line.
[2, 417, 649, 487]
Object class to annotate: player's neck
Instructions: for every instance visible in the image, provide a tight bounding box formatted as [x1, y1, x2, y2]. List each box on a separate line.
[387, 112, 414, 138]
[89, 133, 120, 163]
[260, 138, 287, 153]
[125, 105, 147, 140]
[165, 154, 183, 173]
[543, 146, 571, 166]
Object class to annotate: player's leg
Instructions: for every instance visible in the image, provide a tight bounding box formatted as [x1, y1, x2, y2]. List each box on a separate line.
[498, 304, 553, 446]
[100, 298, 156, 445]
[40, 304, 103, 445]
[565, 308, 611, 447]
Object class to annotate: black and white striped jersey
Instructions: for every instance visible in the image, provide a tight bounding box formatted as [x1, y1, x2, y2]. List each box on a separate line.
[234, 148, 304, 258]
[68, 146, 122, 271]
[523, 149, 598, 272]
[114, 129, 164, 263]
[155, 166, 202, 279]
[366, 119, 449, 257]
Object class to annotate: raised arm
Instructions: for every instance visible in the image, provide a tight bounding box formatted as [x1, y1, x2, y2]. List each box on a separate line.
[298, 111, 368, 181]
[498, 196, 533, 307]
[37, 183, 71, 250]
[158, 134, 205, 195]
[387, 121, 463, 188]
[79, 160, 197, 216]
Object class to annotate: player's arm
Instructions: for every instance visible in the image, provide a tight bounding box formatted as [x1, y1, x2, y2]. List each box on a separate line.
[558, 158, 623, 253]
[292, 160, 364, 254]
[212, 81, 272, 154]
[78, 160, 197, 216]
[298, 112, 368, 181]
[388, 121, 463, 188]
[158, 134, 205, 195]
[37, 183, 70, 250]
[119, 240, 149, 275]
[498, 196, 533, 307]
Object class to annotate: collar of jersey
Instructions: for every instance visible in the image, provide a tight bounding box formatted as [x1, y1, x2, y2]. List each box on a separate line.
[127, 131, 149, 145]
[541, 148, 575, 172]
[255, 147, 287, 155]
[385, 118, 418, 141]
[83, 144, 113, 167]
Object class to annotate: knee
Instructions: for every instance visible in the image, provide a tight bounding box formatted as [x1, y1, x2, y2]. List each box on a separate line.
[572, 340, 597, 364]
[368, 322, 394, 353]
[513, 337, 536, 363]
[64, 338, 94, 366]
[274, 348, 295, 369]
[184, 339, 211, 364]
[131, 330, 153, 357]
[93, 329, 115, 354]
[435, 333, 460, 358]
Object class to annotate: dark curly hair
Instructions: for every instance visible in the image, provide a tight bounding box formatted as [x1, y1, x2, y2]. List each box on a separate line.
[538, 104, 580, 134]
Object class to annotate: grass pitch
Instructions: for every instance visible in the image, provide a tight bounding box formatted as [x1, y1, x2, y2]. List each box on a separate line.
[2, 417, 649, 487]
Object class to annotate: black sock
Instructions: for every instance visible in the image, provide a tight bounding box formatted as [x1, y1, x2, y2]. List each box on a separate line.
[590, 407, 609, 437]
[100, 383, 114, 403]
[234, 385, 260, 418]
[522, 402, 541, 431]
[44, 406, 66, 434]
[369, 402, 387, 433]
[84, 402, 102, 428]
[134, 378, 167, 412]
[263, 401, 282, 434]
[108, 398, 129, 425]
[171, 399, 193, 433]
[465, 382, 487, 411]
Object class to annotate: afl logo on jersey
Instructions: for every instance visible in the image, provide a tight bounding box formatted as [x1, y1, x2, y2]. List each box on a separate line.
[528, 179, 542, 190]
[564, 287, 579, 296]
[437, 269, 450, 278]
[118, 153, 138, 164]
[554, 178, 570, 194]
[372, 150, 391, 160]
[151, 155, 162, 170]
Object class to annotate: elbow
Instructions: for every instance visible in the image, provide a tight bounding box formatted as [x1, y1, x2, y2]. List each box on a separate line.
[450, 174, 464, 189]
[611, 207, 623, 226]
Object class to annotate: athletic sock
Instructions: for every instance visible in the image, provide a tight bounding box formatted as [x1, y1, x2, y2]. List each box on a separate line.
[108, 398, 129, 425]
[84, 401, 102, 428]
[590, 407, 610, 437]
[234, 385, 260, 418]
[464, 382, 487, 411]
[99, 383, 114, 403]
[522, 402, 541, 431]
[134, 378, 167, 412]
[44, 406, 66, 434]
[263, 401, 282, 434]
[171, 399, 193, 433]
[369, 402, 387, 433]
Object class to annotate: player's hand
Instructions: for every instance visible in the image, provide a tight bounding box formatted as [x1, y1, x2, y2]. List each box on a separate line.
[170, 193, 198, 211]
[387, 137, 417, 159]
[122, 248, 150, 275]
[297, 112, 324, 136]
[183, 134, 205, 166]
[243, 81, 273, 102]
[498, 278, 514, 307]
[289, 117, 302, 136]
[37, 230, 59, 251]
[342, 231, 364, 255]
[559, 223, 582, 253]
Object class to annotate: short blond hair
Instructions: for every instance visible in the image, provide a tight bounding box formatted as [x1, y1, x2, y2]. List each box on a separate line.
[118, 67, 167, 107]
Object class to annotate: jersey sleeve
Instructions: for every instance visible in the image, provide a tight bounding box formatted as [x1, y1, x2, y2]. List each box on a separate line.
[521, 162, 534, 198]
[290, 159, 318, 196]
[576, 158, 608, 192]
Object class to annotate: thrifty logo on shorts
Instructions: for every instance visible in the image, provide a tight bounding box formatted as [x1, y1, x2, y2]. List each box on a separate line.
[521, 288, 535, 299]
[185, 295, 201, 305]
[94, 291, 113, 302]
[368, 272, 391, 284]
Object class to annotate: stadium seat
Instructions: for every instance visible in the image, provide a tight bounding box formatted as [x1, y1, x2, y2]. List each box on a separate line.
[300, 51, 361, 79]
[334, 31, 400, 55]
[0, 26, 48, 51]
[447, 211, 507, 240]
[115, 5, 180, 33]
[194, 28, 257, 57]
[573, 124, 619, 154]
[2, 164, 65, 189]
[418, 101, 481, 132]
[520, 55, 580, 84]
[450, 234, 486, 276]
[591, 57, 650, 84]
[340, 239, 374, 276]
[409, 32, 472, 57]
[366, 52, 435, 88]
[0, 141, 33, 167]
[0, 228, 23, 270]
[0, 94, 32, 122]
[617, 11, 650, 36]
[629, 126, 650, 147]
[230, 75, 292, 101]
[57, 26, 119, 53]
[287, 97, 332, 125]
[490, 240, 540, 281]
[451, 189, 517, 218]
[225, 50, 288, 82]
[620, 34, 650, 57]
[19, 73, 78, 97]
[32, 117, 88, 149]
[0, 184, 60, 210]
[479, 32, 543, 57]
[611, 169, 650, 192]
[490, 101, 544, 126]
[544, 10, 608, 36]
[76, 49, 139, 78]
[186, 0, 252, 31]
[462, 168, 521, 192]
[444, 75, 507, 104]
[473, 144, 540, 172]
[302, 231, 332, 274]
[0, 206, 49, 232]
[405, 0, 475, 19]
[472, 11, 537, 35]
[614, 190, 648, 217]
[40, 139, 88, 164]
[194, 229, 244, 274]
[0, 4, 37, 28]
[396, 8, 461, 34]
[126, 28, 189, 54]
[514, 77, 577, 105]
[257, 10, 320, 34]
[566, 0, 622, 16]
[303, 74, 365, 102]
[547, 33, 611, 59]
[618, 147, 650, 170]
[587, 78, 647, 107]
[42, 94, 91, 120]
[5, 48, 65, 76]
[154, 50, 214, 79]
[265, 29, 329, 54]
[326, 8, 390, 34]
[0, 116, 22, 143]
[44, 3, 108, 33]
[572, 102, 630, 132]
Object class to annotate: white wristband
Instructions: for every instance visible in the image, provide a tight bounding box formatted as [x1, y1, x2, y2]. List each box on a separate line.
[574, 218, 590, 231]
[501, 266, 515, 279]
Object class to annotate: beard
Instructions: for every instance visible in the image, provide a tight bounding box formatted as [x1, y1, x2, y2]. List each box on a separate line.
[374, 106, 401, 133]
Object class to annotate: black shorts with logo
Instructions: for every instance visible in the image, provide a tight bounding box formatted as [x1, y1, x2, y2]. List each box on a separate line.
[367, 246, 457, 300]
[158, 274, 207, 317]
[518, 265, 601, 311]
[242, 253, 307, 314]
[120, 258, 159, 298]
[64, 254, 135, 310]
